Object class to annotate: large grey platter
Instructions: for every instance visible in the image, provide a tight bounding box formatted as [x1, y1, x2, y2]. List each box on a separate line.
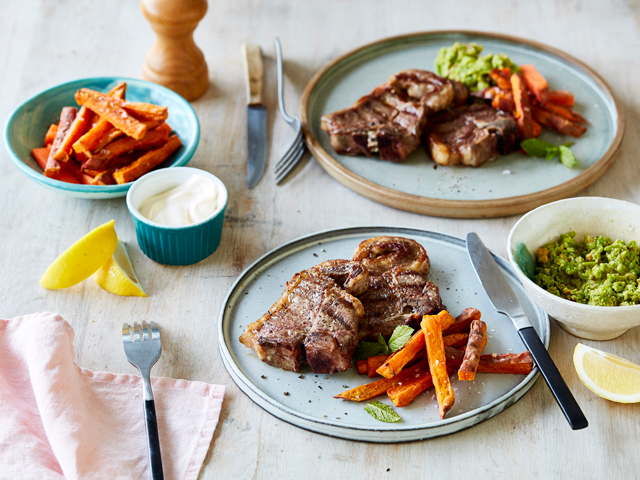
[218, 227, 549, 442]
[301, 31, 625, 218]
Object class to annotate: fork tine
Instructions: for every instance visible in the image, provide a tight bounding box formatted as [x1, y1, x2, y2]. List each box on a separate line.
[273, 142, 299, 171]
[273, 130, 303, 171]
[276, 145, 304, 184]
[122, 323, 132, 342]
[150, 322, 161, 340]
[275, 145, 304, 177]
[142, 321, 150, 341]
[274, 132, 304, 172]
[133, 322, 142, 342]
[276, 145, 306, 184]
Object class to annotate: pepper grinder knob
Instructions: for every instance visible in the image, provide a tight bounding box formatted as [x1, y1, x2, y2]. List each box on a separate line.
[141, 0, 209, 101]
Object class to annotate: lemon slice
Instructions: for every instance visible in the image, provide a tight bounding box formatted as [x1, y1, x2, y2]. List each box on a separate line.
[573, 343, 640, 403]
[93, 240, 146, 297]
[40, 220, 118, 289]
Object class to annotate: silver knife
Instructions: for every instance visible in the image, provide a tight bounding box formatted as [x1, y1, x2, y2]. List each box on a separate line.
[466, 232, 588, 430]
[242, 43, 267, 189]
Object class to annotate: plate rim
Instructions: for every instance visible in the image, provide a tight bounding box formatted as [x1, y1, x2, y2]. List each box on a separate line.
[300, 30, 626, 218]
[217, 226, 550, 442]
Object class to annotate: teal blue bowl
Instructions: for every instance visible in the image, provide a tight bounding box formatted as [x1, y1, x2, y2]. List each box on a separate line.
[4, 77, 200, 199]
[126, 167, 228, 265]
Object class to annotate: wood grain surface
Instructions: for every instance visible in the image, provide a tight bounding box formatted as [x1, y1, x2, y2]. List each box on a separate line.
[1, 1, 639, 478]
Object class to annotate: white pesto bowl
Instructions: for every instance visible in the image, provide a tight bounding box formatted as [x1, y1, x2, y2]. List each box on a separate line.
[508, 197, 640, 340]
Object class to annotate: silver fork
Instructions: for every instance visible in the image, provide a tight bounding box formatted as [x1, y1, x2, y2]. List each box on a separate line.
[122, 321, 164, 480]
[273, 37, 306, 185]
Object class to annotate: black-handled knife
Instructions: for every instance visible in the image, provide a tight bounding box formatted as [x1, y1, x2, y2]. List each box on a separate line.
[466, 232, 588, 430]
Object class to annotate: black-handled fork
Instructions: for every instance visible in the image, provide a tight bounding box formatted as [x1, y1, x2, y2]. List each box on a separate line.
[123, 321, 164, 480]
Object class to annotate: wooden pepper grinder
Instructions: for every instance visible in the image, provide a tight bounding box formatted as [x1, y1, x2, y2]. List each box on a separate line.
[141, 0, 209, 101]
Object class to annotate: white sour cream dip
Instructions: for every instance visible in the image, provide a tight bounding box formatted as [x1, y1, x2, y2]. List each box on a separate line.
[139, 174, 218, 226]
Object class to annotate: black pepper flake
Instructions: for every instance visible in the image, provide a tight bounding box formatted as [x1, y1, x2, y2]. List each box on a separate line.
[244, 292, 249, 295]
[387, 469, 391, 472]
[433, 165, 437, 170]
[342, 385, 349, 388]
[284, 392, 290, 396]
[298, 375, 305, 379]
[308, 400, 312, 403]
[261, 375, 266, 379]
[313, 253, 318, 257]
[318, 386, 323, 390]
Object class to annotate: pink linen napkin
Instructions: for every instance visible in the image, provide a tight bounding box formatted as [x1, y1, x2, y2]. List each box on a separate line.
[0, 312, 225, 480]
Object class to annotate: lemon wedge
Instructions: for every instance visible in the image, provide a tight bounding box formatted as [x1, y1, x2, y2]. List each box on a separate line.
[93, 240, 146, 297]
[40, 220, 118, 289]
[573, 343, 640, 403]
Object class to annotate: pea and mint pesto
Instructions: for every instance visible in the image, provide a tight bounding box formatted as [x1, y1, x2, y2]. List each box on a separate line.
[535, 232, 640, 306]
[434, 42, 519, 91]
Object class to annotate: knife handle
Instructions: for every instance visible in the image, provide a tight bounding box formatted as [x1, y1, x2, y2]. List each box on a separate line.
[242, 43, 264, 106]
[518, 327, 588, 430]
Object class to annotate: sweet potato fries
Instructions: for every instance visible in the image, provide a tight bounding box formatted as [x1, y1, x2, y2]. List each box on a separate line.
[478, 64, 587, 140]
[336, 307, 534, 418]
[32, 82, 181, 185]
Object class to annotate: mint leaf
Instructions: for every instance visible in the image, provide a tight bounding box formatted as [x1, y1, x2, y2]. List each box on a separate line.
[521, 138, 579, 169]
[559, 145, 578, 168]
[377, 334, 390, 356]
[546, 147, 559, 161]
[353, 334, 392, 360]
[521, 138, 557, 157]
[365, 401, 402, 423]
[388, 326, 414, 352]
[352, 341, 386, 361]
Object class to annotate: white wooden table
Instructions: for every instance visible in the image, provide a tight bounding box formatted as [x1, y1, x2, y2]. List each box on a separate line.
[1, 0, 639, 478]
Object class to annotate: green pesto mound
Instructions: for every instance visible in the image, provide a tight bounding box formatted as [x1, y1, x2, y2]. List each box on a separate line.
[535, 232, 640, 306]
[434, 42, 519, 92]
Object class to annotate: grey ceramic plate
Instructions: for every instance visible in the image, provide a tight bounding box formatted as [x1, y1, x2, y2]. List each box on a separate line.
[301, 31, 625, 218]
[218, 227, 550, 442]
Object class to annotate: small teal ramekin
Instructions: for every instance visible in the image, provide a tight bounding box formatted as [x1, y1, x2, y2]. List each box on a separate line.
[126, 167, 228, 265]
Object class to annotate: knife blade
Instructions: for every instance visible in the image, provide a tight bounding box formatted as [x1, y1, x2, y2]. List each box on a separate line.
[466, 232, 588, 430]
[242, 43, 267, 189]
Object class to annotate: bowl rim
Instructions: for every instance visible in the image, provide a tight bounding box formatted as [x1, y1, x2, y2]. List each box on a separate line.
[507, 196, 640, 311]
[126, 166, 228, 230]
[3, 76, 200, 195]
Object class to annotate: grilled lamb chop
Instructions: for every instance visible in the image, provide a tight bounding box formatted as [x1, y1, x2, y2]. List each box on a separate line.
[425, 104, 519, 167]
[320, 84, 426, 162]
[240, 238, 445, 373]
[352, 236, 430, 275]
[239, 268, 364, 374]
[387, 70, 456, 115]
[307, 259, 369, 297]
[321, 70, 468, 162]
[351, 236, 444, 339]
[358, 266, 444, 340]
